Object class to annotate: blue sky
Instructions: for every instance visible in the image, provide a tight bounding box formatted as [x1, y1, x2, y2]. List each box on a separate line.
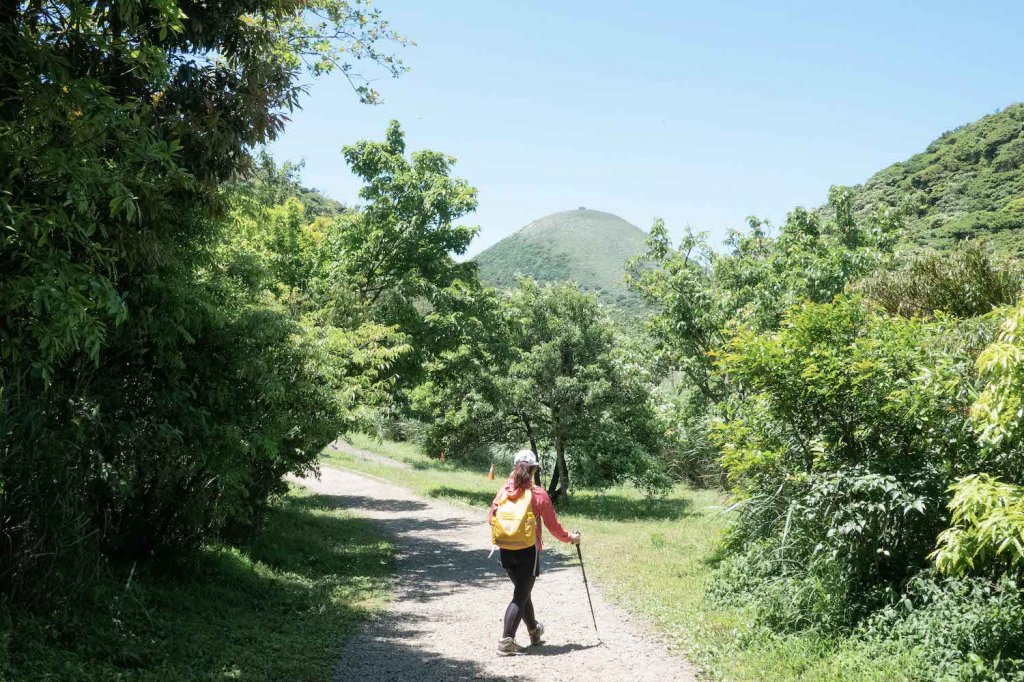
[269, 0, 1024, 256]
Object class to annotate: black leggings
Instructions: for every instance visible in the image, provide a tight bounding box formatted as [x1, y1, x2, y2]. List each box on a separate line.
[499, 546, 539, 638]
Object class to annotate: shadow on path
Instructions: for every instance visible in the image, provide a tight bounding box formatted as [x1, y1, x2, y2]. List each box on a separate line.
[293, 467, 696, 681]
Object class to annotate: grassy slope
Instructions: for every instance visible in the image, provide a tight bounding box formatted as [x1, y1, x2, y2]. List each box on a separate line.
[328, 435, 919, 681]
[848, 103, 1024, 257]
[474, 209, 649, 314]
[3, 487, 393, 681]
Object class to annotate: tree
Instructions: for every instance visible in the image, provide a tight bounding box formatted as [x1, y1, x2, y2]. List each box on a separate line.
[331, 121, 481, 389]
[712, 296, 978, 628]
[414, 279, 669, 502]
[626, 187, 902, 484]
[0, 0, 407, 600]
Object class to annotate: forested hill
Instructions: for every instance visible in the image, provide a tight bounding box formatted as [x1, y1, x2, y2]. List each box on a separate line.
[474, 208, 647, 314]
[848, 103, 1024, 255]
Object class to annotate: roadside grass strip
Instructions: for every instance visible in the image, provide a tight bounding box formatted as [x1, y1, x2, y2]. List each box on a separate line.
[3, 487, 394, 681]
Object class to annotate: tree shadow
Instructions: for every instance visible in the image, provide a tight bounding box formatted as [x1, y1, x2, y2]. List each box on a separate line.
[557, 493, 696, 521]
[7, 491, 396, 680]
[429, 485, 495, 509]
[427, 485, 696, 521]
[294, 492, 430, 514]
[333, 615, 524, 681]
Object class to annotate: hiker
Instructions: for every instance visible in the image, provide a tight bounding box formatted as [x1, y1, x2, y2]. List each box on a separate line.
[488, 449, 581, 655]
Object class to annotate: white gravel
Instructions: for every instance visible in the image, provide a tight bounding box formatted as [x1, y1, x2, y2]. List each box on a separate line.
[293, 465, 697, 681]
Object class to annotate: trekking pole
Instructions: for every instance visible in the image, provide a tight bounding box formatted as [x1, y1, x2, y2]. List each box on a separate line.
[575, 538, 601, 643]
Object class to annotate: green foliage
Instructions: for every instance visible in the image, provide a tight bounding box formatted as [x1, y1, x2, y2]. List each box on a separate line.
[339, 121, 479, 305]
[475, 209, 649, 316]
[413, 279, 670, 499]
[711, 297, 980, 628]
[219, 155, 413, 432]
[0, 488, 394, 680]
[854, 573, 1024, 681]
[336, 120, 481, 389]
[408, 280, 514, 456]
[626, 188, 900, 485]
[0, 1, 406, 602]
[856, 240, 1024, 318]
[933, 474, 1024, 575]
[505, 280, 669, 496]
[847, 103, 1024, 257]
[927, 303, 1024, 578]
[973, 303, 1024, 448]
[626, 221, 727, 401]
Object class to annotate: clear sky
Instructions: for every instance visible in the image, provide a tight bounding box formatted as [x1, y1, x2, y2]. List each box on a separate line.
[269, 0, 1024, 256]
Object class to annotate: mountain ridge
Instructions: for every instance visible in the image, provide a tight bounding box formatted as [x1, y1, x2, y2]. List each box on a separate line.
[846, 103, 1024, 256]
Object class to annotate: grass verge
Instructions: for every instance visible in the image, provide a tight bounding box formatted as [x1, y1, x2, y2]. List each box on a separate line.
[326, 434, 923, 681]
[2, 486, 393, 681]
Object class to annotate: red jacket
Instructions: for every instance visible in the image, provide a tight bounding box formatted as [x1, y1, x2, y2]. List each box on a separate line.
[488, 477, 571, 551]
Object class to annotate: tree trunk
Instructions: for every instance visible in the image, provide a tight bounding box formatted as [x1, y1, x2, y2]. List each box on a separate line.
[547, 436, 569, 504]
[546, 459, 559, 498]
[521, 415, 541, 486]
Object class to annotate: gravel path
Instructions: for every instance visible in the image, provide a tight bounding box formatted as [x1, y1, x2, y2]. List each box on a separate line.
[293, 465, 697, 681]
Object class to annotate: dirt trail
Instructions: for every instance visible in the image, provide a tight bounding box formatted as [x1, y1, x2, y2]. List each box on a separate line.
[293, 465, 697, 681]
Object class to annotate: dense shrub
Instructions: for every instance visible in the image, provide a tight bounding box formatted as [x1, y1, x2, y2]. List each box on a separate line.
[856, 240, 1023, 318]
[854, 573, 1024, 681]
[0, 1, 406, 601]
[712, 297, 982, 629]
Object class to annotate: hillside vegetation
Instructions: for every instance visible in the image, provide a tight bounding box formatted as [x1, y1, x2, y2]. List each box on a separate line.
[849, 103, 1024, 255]
[474, 209, 648, 313]
[8, 3, 1024, 676]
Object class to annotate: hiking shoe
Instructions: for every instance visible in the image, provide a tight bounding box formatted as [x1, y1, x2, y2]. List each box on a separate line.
[497, 637, 527, 656]
[528, 623, 544, 646]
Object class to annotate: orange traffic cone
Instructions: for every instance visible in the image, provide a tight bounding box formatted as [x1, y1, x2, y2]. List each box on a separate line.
[487, 463, 495, 480]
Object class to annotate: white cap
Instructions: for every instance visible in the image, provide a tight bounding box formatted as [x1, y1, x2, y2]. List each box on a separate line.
[513, 449, 541, 469]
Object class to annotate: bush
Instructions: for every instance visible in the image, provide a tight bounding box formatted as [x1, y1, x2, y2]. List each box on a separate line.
[0, 0, 406, 602]
[855, 573, 1024, 681]
[712, 297, 980, 630]
[856, 240, 1023, 318]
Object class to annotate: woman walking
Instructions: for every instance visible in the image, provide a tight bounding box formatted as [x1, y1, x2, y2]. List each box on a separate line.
[488, 449, 581, 655]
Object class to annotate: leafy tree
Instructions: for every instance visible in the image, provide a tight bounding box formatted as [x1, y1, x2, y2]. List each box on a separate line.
[0, 0, 407, 600]
[712, 297, 979, 628]
[334, 121, 481, 387]
[408, 279, 516, 456]
[626, 188, 901, 482]
[218, 156, 412, 431]
[855, 240, 1023, 318]
[930, 301, 1024, 577]
[933, 474, 1024, 575]
[414, 279, 669, 501]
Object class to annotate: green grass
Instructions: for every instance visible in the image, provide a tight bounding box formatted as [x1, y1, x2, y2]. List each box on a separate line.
[328, 434, 928, 681]
[2, 486, 394, 681]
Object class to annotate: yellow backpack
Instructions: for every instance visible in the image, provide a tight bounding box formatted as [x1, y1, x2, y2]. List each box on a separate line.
[491, 488, 536, 550]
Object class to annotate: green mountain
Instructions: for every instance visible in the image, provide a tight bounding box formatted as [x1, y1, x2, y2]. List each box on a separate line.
[849, 103, 1024, 256]
[474, 208, 648, 313]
